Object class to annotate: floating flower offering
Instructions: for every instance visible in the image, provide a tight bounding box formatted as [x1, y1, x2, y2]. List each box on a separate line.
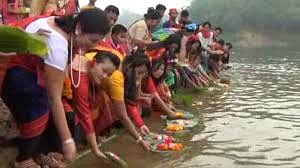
[175, 112, 184, 118]
[192, 101, 203, 107]
[154, 134, 184, 151]
[155, 134, 175, 143]
[156, 143, 184, 151]
[166, 125, 184, 131]
[167, 119, 198, 128]
[175, 111, 194, 119]
[145, 133, 175, 144]
[145, 133, 183, 152]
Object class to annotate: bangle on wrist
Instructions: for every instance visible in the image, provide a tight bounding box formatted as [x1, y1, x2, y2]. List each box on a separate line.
[63, 138, 74, 145]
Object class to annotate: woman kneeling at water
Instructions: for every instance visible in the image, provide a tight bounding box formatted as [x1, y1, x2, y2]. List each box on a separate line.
[124, 52, 154, 135]
[70, 51, 120, 159]
[79, 45, 151, 151]
[1, 8, 110, 168]
[151, 58, 177, 113]
[124, 52, 179, 136]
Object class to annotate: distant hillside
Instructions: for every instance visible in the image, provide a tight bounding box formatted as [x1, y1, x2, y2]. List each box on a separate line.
[117, 9, 142, 26]
[189, 0, 300, 33]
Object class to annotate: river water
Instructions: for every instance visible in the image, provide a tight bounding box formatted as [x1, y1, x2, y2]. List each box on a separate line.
[74, 47, 300, 168]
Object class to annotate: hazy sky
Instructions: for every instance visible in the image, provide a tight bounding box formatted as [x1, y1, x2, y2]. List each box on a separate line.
[79, 0, 192, 14]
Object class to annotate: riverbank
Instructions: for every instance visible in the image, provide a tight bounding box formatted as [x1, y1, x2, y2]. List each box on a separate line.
[71, 47, 300, 168]
[0, 82, 229, 168]
[70, 85, 229, 167]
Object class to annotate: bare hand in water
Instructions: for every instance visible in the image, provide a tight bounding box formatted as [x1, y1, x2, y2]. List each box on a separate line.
[169, 104, 177, 112]
[167, 111, 177, 119]
[139, 139, 151, 151]
[62, 141, 77, 162]
[93, 148, 109, 162]
[140, 125, 150, 136]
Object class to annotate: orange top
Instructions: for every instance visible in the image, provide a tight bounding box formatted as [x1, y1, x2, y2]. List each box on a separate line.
[145, 48, 166, 61]
[86, 45, 125, 101]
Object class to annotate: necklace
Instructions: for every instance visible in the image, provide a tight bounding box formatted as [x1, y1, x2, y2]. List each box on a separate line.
[70, 35, 82, 88]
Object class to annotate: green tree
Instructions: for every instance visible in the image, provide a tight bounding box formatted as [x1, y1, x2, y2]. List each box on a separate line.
[189, 0, 300, 32]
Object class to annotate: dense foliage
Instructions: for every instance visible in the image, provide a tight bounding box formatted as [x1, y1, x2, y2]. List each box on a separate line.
[189, 0, 300, 32]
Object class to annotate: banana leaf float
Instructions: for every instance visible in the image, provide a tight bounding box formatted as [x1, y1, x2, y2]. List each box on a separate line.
[0, 26, 49, 57]
[166, 119, 198, 129]
[174, 111, 194, 119]
[144, 133, 184, 153]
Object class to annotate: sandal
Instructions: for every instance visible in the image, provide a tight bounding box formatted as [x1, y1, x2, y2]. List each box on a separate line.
[13, 159, 41, 168]
[35, 154, 65, 168]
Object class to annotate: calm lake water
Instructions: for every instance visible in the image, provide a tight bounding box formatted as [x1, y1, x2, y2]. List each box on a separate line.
[73, 47, 300, 168]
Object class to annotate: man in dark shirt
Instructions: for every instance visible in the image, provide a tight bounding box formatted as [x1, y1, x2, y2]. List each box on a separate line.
[163, 8, 179, 29]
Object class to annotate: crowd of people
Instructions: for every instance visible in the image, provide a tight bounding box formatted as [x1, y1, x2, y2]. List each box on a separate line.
[0, 0, 233, 167]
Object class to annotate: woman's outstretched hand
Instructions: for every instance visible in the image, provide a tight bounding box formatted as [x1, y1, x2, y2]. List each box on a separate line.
[62, 139, 77, 162]
[140, 125, 150, 136]
[139, 139, 151, 151]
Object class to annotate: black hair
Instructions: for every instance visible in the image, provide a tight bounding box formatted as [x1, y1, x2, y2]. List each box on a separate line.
[147, 7, 155, 14]
[215, 27, 223, 33]
[151, 58, 168, 85]
[202, 21, 212, 28]
[226, 42, 233, 49]
[105, 5, 120, 16]
[181, 10, 189, 17]
[217, 39, 225, 46]
[156, 4, 166, 11]
[123, 51, 151, 101]
[186, 40, 202, 62]
[144, 8, 161, 20]
[55, 8, 110, 35]
[160, 33, 182, 61]
[111, 24, 127, 35]
[148, 33, 182, 50]
[94, 51, 121, 68]
[147, 33, 182, 61]
[163, 33, 182, 53]
[186, 40, 202, 54]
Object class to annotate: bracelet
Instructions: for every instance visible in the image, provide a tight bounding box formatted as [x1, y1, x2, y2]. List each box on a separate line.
[136, 136, 143, 144]
[63, 138, 75, 145]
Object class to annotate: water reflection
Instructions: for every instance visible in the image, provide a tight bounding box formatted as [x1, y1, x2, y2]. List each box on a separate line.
[74, 48, 300, 168]
[174, 48, 300, 168]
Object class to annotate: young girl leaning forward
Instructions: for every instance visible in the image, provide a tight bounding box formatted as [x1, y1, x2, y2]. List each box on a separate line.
[150, 58, 176, 114]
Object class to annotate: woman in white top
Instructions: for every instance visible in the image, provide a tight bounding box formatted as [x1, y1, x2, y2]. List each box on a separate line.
[197, 21, 213, 71]
[128, 8, 161, 50]
[1, 8, 110, 168]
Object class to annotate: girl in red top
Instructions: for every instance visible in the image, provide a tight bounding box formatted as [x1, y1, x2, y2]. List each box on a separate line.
[151, 58, 175, 111]
[124, 54, 179, 136]
[71, 51, 120, 160]
[124, 52, 152, 136]
[146, 33, 182, 62]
